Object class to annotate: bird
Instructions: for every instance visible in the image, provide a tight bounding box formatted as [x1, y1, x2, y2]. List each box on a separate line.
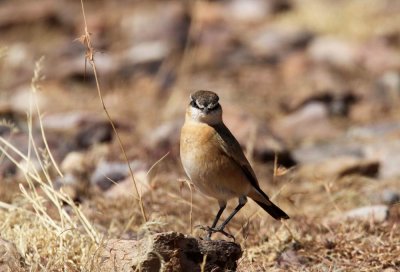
[180, 90, 289, 240]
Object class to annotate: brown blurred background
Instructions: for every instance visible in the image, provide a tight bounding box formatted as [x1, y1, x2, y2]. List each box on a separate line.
[1, 0, 400, 270]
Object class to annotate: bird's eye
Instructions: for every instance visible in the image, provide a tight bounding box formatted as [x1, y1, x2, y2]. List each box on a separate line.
[208, 103, 217, 110]
[190, 100, 201, 109]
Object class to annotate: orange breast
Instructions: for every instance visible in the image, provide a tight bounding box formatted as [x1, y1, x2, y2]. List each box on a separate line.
[180, 122, 251, 200]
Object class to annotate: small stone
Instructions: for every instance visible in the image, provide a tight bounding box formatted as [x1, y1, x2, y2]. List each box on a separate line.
[16, 159, 43, 180]
[308, 36, 360, 71]
[10, 86, 48, 116]
[54, 173, 81, 200]
[381, 189, 400, 205]
[383, 267, 398, 272]
[120, 1, 189, 53]
[90, 161, 129, 191]
[75, 121, 114, 150]
[364, 140, 400, 179]
[42, 111, 101, 131]
[342, 205, 389, 223]
[377, 71, 400, 98]
[91, 160, 146, 191]
[281, 91, 357, 117]
[227, 0, 273, 22]
[104, 170, 150, 199]
[277, 248, 303, 268]
[61, 151, 87, 175]
[248, 26, 313, 59]
[223, 106, 295, 166]
[99, 232, 242, 272]
[145, 119, 183, 152]
[272, 102, 340, 143]
[359, 39, 400, 74]
[298, 157, 379, 179]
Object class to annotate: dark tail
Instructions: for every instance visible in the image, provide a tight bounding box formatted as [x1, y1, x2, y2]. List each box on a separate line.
[253, 199, 289, 220]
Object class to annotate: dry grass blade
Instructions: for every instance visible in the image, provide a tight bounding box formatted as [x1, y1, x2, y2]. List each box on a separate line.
[0, 62, 103, 271]
[179, 178, 194, 234]
[200, 254, 208, 272]
[30, 57, 63, 178]
[78, 0, 147, 223]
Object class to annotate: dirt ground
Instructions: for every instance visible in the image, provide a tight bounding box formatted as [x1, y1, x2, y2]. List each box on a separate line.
[0, 0, 400, 271]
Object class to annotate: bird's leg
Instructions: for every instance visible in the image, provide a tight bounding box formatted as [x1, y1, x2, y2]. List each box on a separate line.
[212, 201, 227, 228]
[213, 196, 247, 240]
[205, 201, 226, 239]
[198, 201, 226, 240]
[206, 196, 247, 240]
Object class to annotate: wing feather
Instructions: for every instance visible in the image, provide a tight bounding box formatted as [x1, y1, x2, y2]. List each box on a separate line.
[212, 124, 267, 197]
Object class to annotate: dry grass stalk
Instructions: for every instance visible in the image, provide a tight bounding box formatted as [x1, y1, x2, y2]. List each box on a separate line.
[0, 58, 101, 270]
[78, 0, 147, 223]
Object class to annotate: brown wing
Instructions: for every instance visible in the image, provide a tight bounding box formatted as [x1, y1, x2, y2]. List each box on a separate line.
[212, 123, 263, 193]
[213, 123, 290, 220]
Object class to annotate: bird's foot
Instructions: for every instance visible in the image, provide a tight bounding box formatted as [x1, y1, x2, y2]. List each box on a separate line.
[196, 225, 235, 241]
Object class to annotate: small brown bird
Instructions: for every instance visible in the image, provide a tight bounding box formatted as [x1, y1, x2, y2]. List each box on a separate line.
[180, 90, 289, 239]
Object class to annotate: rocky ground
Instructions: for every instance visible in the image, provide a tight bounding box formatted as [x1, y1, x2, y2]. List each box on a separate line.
[0, 0, 400, 271]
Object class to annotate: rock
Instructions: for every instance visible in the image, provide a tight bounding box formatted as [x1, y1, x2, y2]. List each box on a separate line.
[3, 43, 30, 69]
[280, 91, 358, 117]
[340, 205, 389, 223]
[375, 71, 400, 104]
[308, 36, 360, 71]
[191, 20, 239, 68]
[91, 160, 146, 191]
[145, 119, 183, 155]
[383, 267, 398, 272]
[16, 159, 43, 180]
[364, 140, 400, 179]
[75, 121, 114, 150]
[298, 157, 379, 179]
[10, 86, 48, 116]
[99, 232, 242, 272]
[248, 26, 313, 60]
[42, 112, 118, 150]
[277, 248, 300, 267]
[223, 106, 296, 166]
[61, 151, 87, 175]
[42, 111, 102, 131]
[272, 102, 340, 143]
[57, 152, 90, 201]
[120, 1, 189, 52]
[57, 149, 108, 201]
[359, 39, 400, 74]
[104, 170, 150, 199]
[0, 238, 24, 271]
[90, 161, 129, 190]
[123, 42, 170, 66]
[228, 0, 270, 22]
[280, 51, 310, 84]
[0, 0, 71, 30]
[347, 121, 400, 139]
[294, 121, 400, 179]
[226, 0, 292, 23]
[54, 173, 81, 201]
[380, 189, 400, 205]
[277, 244, 308, 268]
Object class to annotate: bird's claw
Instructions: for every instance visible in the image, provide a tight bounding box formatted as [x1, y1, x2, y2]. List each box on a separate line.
[196, 225, 235, 241]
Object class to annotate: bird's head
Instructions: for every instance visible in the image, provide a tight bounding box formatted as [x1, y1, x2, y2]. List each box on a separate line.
[186, 90, 222, 125]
